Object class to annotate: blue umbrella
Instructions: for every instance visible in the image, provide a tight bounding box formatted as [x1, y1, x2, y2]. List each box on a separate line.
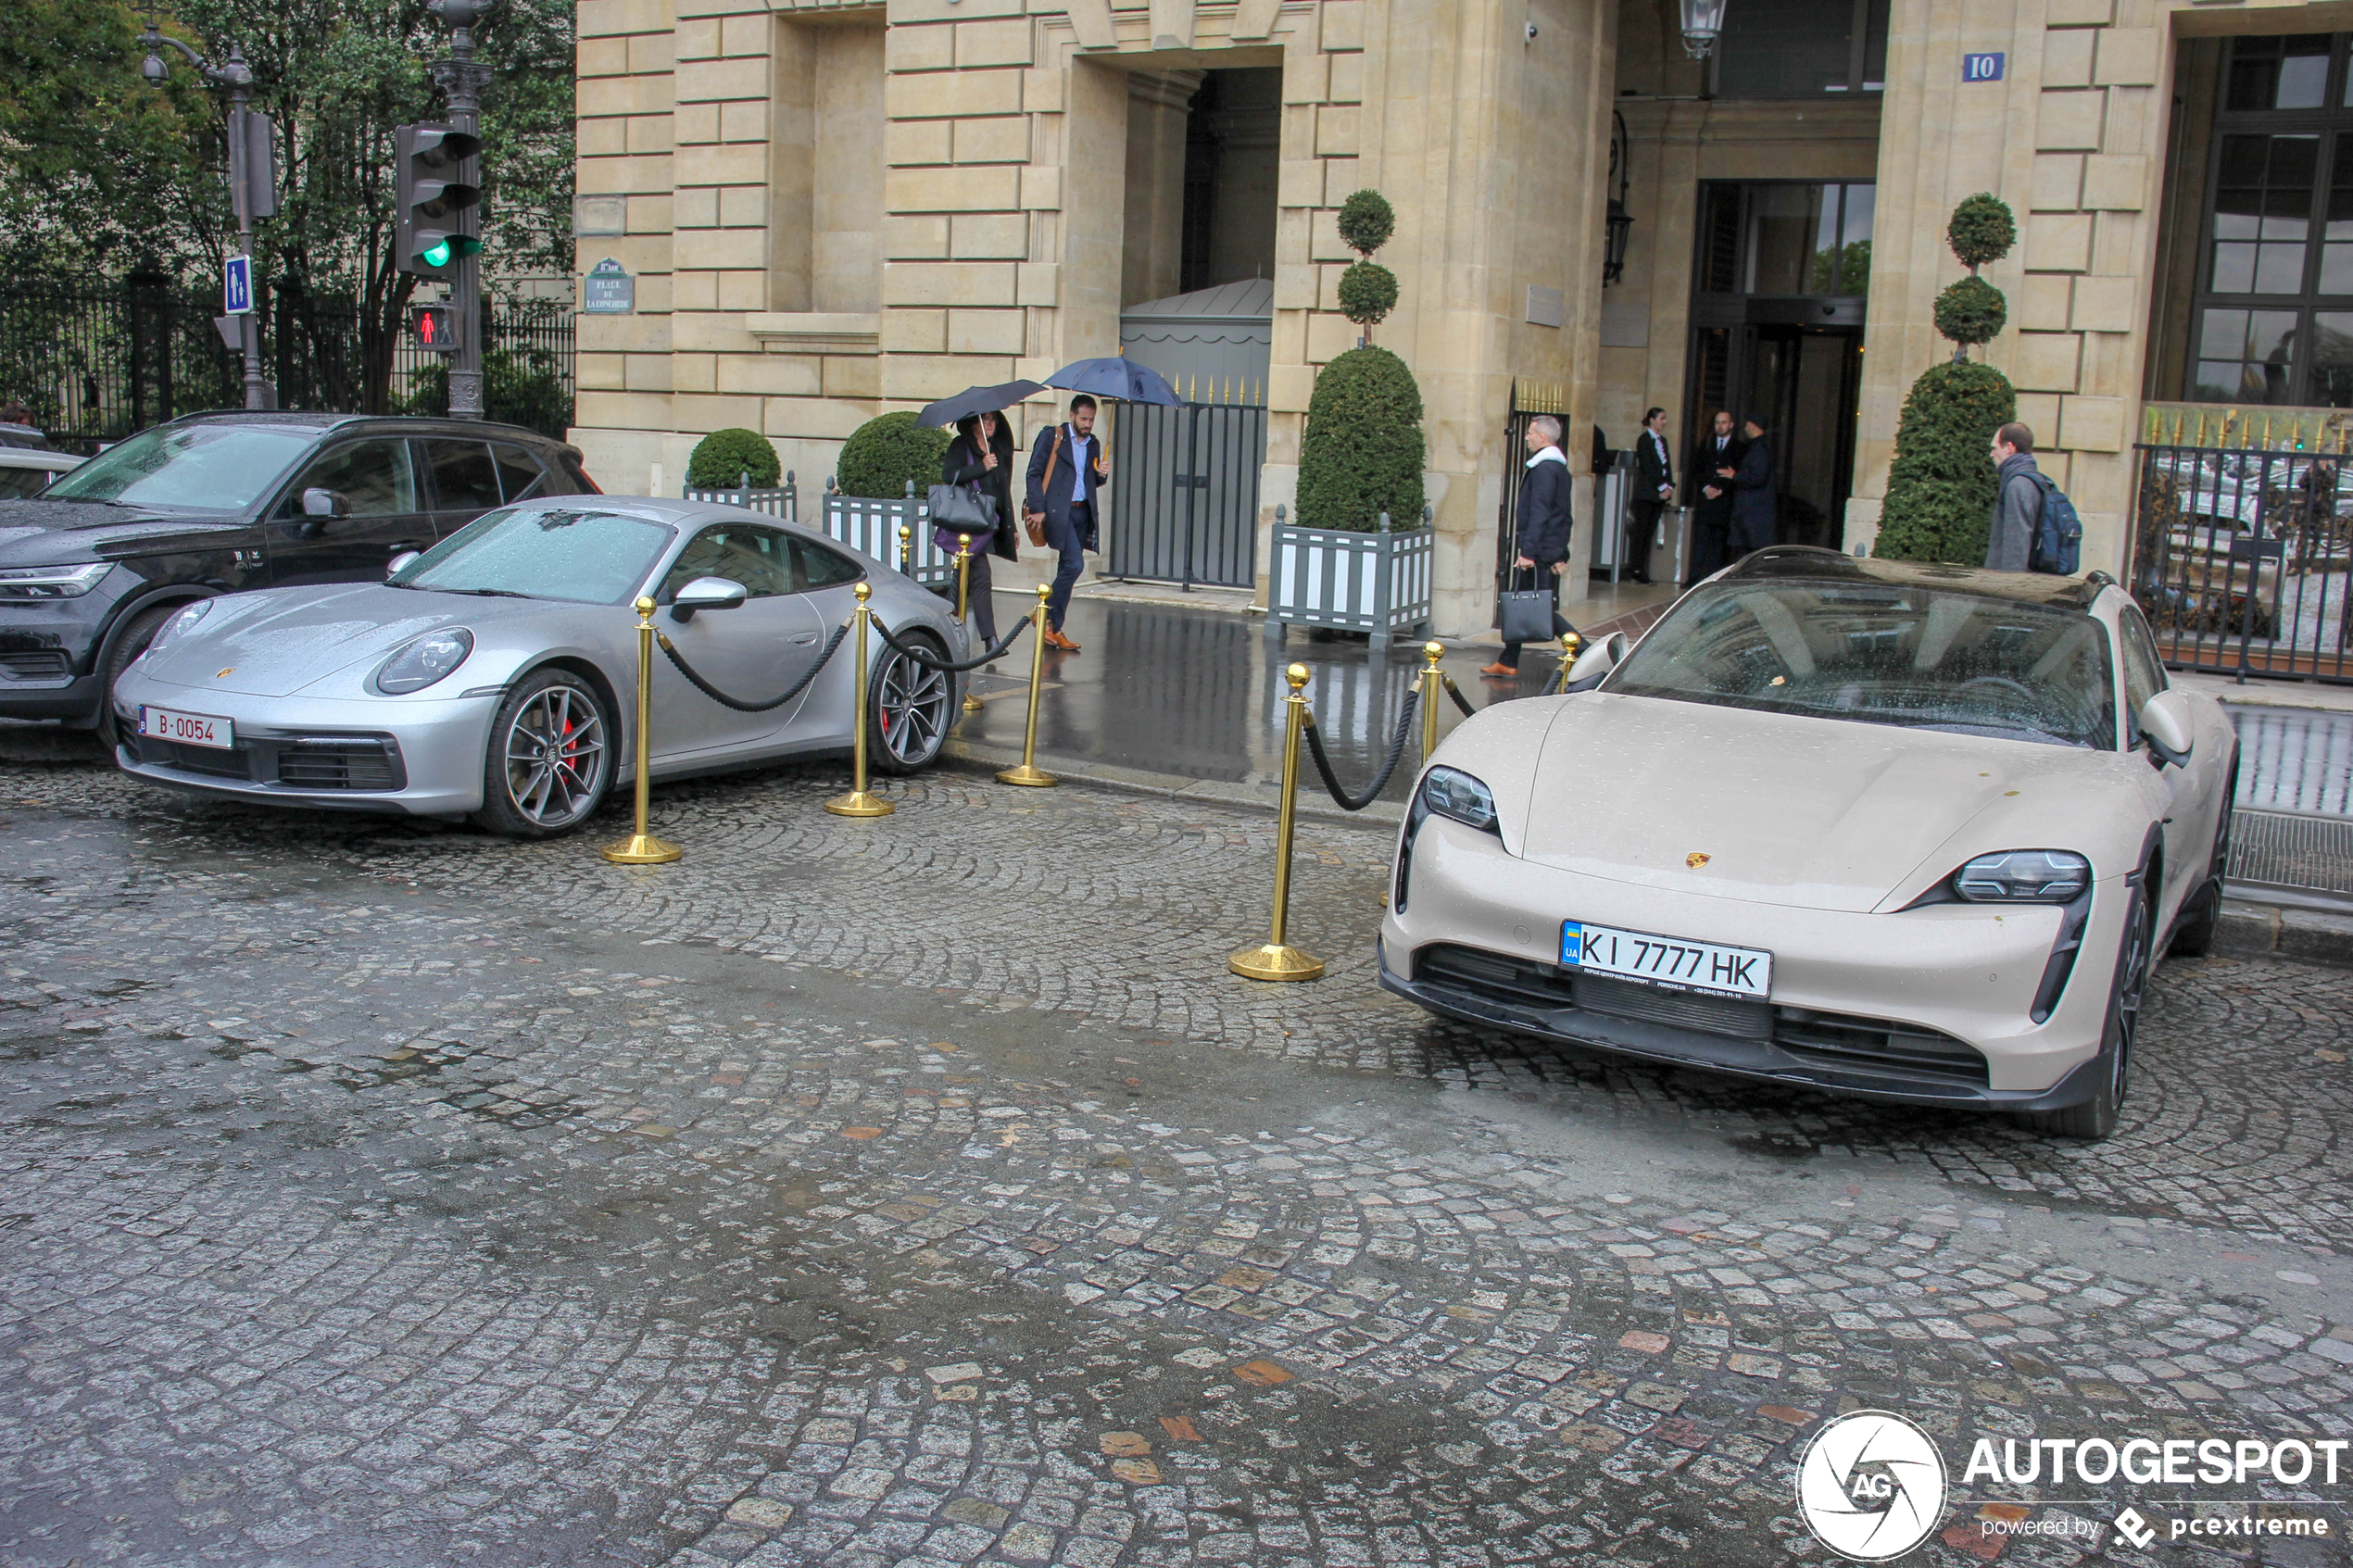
[917, 380, 1047, 428]
[1041, 358, 1183, 407]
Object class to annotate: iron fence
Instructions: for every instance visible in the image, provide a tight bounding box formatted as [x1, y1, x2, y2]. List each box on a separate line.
[1102, 387, 1266, 590]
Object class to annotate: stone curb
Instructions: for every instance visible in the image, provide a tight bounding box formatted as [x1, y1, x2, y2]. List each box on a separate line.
[937, 739, 1405, 833]
[2214, 898, 2353, 966]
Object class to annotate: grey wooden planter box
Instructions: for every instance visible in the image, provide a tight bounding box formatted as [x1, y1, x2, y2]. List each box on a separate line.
[683, 470, 798, 523]
[1266, 511, 1435, 650]
[823, 483, 954, 589]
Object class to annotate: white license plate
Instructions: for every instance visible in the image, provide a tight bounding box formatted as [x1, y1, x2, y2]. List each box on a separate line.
[140, 706, 233, 749]
[1562, 921, 1771, 1000]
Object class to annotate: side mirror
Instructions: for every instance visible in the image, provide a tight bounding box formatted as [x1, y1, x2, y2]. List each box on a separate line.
[2139, 688, 2195, 767]
[387, 550, 422, 578]
[1565, 630, 1629, 687]
[670, 575, 749, 621]
[301, 487, 348, 520]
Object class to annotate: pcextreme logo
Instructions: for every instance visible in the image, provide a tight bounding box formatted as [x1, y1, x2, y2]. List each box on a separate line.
[1795, 1411, 1948, 1562]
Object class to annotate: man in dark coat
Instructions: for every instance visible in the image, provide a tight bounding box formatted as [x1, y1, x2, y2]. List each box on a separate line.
[1024, 395, 1108, 651]
[1686, 409, 1743, 586]
[1727, 417, 1778, 558]
[1628, 406, 1673, 584]
[1481, 415, 1578, 679]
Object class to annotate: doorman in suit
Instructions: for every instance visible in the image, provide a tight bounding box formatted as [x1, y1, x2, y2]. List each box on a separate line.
[1629, 406, 1673, 584]
[1686, 409, 1743, 587]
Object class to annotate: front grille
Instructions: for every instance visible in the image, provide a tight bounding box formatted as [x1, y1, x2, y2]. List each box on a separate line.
[134, 734, 255, 781]
[0, 649, 69, 680]
[1414, 943, 1989, 1085]
[274, 739, 398, 791]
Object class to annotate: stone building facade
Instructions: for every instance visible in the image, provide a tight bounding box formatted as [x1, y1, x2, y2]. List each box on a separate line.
[571, 0, 2353, 633]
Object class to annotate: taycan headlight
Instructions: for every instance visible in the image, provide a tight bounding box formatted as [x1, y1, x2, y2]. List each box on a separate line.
[373, 628, 474, 695]
[1420, 766, 1499, 834]
[143, 597, 212, 654]
[0, 562, 113, 599]
[1953, 849, 2090, 903]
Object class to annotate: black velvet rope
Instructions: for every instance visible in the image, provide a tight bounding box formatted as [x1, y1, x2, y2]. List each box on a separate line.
[868, 612, 1031, 672]
[1300, 689, 1419, 812]
[656, 619, 851, 712]
[1441, 673, 1478, 718]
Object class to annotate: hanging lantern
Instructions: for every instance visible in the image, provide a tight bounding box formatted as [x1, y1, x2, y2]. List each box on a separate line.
[1681, 0, 1728, 60]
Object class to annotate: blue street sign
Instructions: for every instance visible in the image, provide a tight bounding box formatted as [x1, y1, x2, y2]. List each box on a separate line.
[1962, 52, 2006, 82]
[223, 254, 254, 315]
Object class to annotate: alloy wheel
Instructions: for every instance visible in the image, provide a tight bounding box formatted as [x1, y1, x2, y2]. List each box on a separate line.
[503, 683, 610, 828]
[875, 646, 950, 767]
[2108, 886, 2154, 1107]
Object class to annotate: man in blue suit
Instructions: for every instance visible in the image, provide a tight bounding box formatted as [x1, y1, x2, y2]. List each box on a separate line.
[1024, 395, 1109, 652]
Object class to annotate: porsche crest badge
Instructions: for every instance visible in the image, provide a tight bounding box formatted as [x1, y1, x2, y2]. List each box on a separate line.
[1685, 851, 1711, 869]
[216, 669, 233, 678]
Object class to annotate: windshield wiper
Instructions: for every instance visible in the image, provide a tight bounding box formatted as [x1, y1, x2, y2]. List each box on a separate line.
[425, 585, 534, 598]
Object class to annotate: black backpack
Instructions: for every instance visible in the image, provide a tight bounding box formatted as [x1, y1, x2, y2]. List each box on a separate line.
[2023, 471, 2082, 575]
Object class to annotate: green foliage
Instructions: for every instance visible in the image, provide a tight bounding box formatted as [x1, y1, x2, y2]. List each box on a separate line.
[837, 410, 950, 500]
[396, 344, 574, 437]
[1946, 193, 2016, 270]
[1335, 189, 1395, 257]
[1872, 358, 2018, 566]
[1807, 238, 1871, 298]
[686, 428, 780, 489]
[1933, 275, 2007, 346]
[1337, 261, 1398, 330]
[1296, 345, 1425, 533]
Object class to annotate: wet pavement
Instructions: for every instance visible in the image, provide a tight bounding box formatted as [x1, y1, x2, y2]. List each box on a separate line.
[3, 735, 2352, 1566]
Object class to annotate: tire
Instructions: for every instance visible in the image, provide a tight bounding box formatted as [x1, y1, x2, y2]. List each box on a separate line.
[2020, 869, 2155, 1141]
[866, 635, 952, 777]
[471, 668, 615, 838]
[96, 603, 180, 745]
[2168, 755, 2238, 959]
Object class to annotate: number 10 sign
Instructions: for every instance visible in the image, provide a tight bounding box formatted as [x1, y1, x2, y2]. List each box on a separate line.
[1962, 52, 2005, 82]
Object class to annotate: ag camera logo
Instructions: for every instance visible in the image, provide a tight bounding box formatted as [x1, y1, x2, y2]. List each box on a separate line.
[1797, 1411, 1949, 1561]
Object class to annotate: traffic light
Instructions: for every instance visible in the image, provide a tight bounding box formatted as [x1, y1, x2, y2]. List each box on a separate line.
[394, 122, 482, 279]
[408, 303, 459, 352]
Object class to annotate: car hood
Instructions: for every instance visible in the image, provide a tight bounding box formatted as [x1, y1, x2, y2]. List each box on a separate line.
[142, 583, 576, 697]
[1516, 693, 2142, 912]
[0, 500, 255, 565]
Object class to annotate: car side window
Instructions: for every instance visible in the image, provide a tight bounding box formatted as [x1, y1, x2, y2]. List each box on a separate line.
[274, 439, 417, 519]
[491, 444, 549, 504]
[661, 524, 796, 600]
[790, 535, 862, 592]
[2118, 607, 2168, 744]
[424, 439, 503, 511]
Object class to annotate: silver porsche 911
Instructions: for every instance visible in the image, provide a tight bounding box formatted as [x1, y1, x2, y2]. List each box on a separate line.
[110, 496, 968, 835]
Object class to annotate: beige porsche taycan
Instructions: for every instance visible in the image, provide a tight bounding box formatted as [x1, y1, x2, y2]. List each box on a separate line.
[1380, 547, 2237, 1139]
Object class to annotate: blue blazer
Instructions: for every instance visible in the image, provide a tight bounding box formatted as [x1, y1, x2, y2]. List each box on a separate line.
[1025, 424, 1107, 550]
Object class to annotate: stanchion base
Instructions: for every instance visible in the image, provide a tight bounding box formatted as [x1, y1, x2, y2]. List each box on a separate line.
[600, 834, 684, 865]
[963, 694, 985, 712]
[995, 765, 1059, 787]
[824, 790, 896, 817]
[1227, 943, 1326, 982]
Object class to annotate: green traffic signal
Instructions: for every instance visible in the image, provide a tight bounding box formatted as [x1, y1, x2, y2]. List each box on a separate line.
[422, 237, 451, 269]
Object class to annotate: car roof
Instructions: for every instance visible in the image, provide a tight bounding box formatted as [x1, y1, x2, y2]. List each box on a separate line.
[0, 447, 79, 467]
[1718, 546, 2109, 610]
[164, 408, 579, 452]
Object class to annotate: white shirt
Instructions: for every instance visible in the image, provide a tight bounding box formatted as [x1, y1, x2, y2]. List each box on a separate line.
[1067, 428, 1094, 505]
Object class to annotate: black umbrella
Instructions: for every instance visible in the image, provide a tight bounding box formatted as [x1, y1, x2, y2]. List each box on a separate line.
[916, 380, 1047, 428]
[1040, 358, 1183, 406]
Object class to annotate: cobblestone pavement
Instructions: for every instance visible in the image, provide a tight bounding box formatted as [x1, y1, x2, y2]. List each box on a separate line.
[3, 749, 2352, 1567]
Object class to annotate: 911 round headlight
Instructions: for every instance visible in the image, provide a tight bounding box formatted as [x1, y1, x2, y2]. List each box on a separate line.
[143, 597, 212, 655]
[1953, 849, 2090, 903]
[373, 628, 474, 695]
[1419, 766, 1498, 834]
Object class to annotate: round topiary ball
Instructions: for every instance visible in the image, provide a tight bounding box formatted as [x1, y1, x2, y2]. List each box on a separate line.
[1296, 345, 1425, 533]
[836, 410, 951, 500]
[1337, 260, 1399, 330]
[1336, 189, 1396, 257]
[1947, 193, 2017, 271]
[1934, 275, 2008, 347]
[686, 428, 780, 489]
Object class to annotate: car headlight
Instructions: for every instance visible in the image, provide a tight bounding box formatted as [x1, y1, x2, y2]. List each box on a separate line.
[143, 598, 212, 654]
[1953, 849, 2091, 903]
[0, 562, 113, 599]
[373, 628, 474, 695]
[1419, 766, 1499, 834]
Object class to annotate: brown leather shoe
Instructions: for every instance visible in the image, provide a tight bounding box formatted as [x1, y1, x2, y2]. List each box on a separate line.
[1478, 662, 1518, 679]
[1044, 628, 1082, 652]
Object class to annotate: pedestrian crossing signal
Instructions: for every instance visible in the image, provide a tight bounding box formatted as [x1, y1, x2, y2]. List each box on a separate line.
[409, 303, 459, 352]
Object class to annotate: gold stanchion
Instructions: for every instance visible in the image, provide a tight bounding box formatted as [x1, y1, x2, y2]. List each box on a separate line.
[1554, 631, 1582, 696]
[601, 595, 685, 865]
[954, 534, 973, 621]
[824, 583, 894, 818]
[996, 583, 1058, 787]
[1419, 640, 1443, 763]
[899, 523, 912, 574]
[1229, 663, 1323, 982]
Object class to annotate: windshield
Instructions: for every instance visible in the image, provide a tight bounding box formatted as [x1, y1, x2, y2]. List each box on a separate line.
[1604, 578, 2118, 750]
[44, 422, 314, 510]
[392, 507, 676, 604]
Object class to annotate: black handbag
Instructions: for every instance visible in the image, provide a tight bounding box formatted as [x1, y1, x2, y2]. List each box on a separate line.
[1498, 564, 1558, 645]
[926, 482, 997, 539]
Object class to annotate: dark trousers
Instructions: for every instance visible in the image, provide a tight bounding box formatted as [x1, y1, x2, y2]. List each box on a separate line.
[1685, 515, 1730, 588]
[1626, 500, 1663, 582]
[1499, 610, 1577, 671]
[1045, 503, 1089, 631]
[965, 550, 998, 645]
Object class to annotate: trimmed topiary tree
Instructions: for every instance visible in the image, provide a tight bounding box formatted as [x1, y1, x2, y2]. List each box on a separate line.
[1335, 188, 1399, 346]
[836, 410, 950, 500]
[1874, 193, 2020, 564]
[686, 428, 780, 489]
[1296, 345, 1425, 533]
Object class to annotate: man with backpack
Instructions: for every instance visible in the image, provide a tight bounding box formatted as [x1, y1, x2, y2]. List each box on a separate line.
[1984, 421, 2082, 574]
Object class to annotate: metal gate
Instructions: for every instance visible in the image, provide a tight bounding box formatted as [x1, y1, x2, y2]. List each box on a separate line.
[2131, 424, 2353, 684]
[1104, 386, 1266, 589]
[1496, 379, 1571, 606]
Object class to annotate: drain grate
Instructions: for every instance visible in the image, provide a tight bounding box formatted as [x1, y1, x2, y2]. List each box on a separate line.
[2229, 808, 2353, 903]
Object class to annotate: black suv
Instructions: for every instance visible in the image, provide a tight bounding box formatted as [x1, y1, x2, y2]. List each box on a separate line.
[0, 410, 596, 733]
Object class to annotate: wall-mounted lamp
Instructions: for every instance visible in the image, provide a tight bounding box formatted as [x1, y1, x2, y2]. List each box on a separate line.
[1680, 0, 1727, 60]
[1603, 111, 1632, 285]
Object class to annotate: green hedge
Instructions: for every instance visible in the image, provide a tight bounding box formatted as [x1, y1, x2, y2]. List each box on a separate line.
[1871, 358, 2018, 565]
[397, 347, 573, 438]
[1296, 345, 1424, 533]
[837, 410, 950, 500]
[686, 428, 780, 489]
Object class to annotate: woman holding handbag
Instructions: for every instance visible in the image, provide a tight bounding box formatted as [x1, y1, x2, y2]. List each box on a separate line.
[939, 410, 1017, 643]
[1482, 415, 1579, 678]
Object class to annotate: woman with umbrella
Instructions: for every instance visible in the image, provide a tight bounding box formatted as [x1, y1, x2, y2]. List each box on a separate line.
[939, 409, 1017, 644]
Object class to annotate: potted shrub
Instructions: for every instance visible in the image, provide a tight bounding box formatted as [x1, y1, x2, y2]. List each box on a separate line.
[824, 411, 956, 584]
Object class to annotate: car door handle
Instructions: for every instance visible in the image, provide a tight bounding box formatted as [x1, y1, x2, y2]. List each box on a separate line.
[791, 633, 817, 645]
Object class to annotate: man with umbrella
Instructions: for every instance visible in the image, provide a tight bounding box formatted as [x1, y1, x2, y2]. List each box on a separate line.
[1026, 395, 1109, 652]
